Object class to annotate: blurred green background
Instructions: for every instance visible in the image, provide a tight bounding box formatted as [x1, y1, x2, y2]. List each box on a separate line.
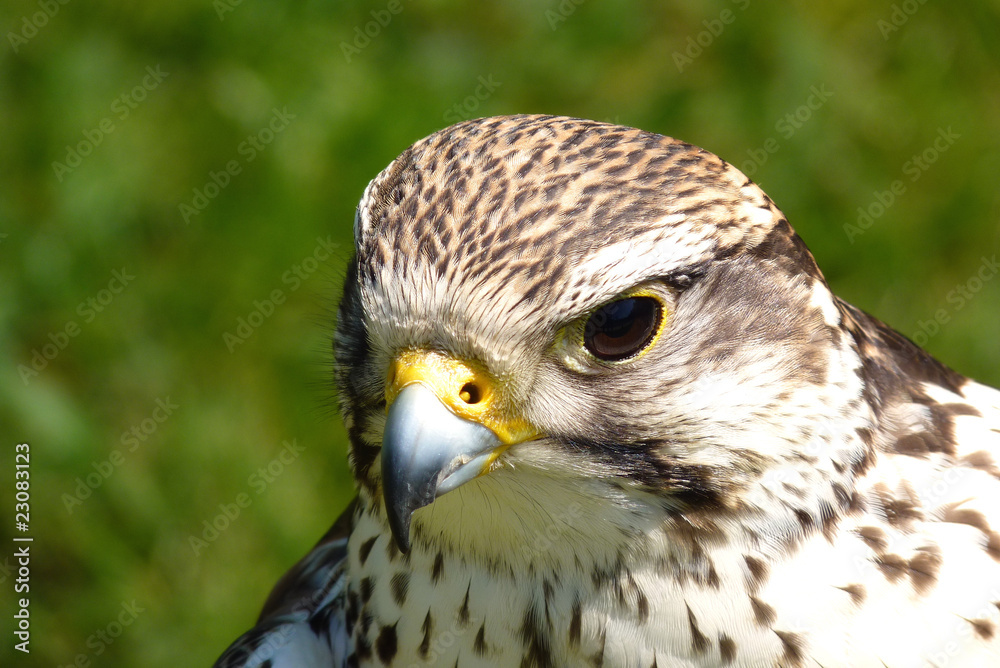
[3, 0, 1000, 665]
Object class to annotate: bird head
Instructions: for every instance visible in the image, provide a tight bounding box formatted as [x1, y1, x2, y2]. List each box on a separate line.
[333, 115, 870, 566]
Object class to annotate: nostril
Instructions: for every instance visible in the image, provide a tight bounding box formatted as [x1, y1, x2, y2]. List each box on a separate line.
[459, 382, 482, 405]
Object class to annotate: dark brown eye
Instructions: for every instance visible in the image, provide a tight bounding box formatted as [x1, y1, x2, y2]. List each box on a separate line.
[583, 296, 663, 361]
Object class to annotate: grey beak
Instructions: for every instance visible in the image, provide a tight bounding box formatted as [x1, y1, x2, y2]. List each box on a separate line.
[381, 383, 502, 552]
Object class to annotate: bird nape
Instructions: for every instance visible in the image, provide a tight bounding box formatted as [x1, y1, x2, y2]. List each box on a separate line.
[215, 115, 1000, 668]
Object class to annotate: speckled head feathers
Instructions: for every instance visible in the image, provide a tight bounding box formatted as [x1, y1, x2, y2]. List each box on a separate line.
[356, 114, 807, 286]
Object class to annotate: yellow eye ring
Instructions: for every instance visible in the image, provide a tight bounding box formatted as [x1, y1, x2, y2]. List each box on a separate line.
[581, 288, 668, 362]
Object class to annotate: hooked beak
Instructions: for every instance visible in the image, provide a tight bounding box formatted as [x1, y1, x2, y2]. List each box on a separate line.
[380, 351, 537, 552]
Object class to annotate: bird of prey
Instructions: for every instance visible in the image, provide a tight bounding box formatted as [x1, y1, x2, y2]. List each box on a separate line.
[215, 114, 1000, 667]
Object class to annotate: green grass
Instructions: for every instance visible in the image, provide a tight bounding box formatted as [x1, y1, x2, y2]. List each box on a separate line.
[3, 1, 1000, 665]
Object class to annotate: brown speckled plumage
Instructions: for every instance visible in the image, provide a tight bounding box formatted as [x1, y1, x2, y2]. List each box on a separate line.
[216, 115, 1000, 668]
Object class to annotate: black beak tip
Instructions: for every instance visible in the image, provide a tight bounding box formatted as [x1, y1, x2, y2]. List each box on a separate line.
[386, 508, 412, 554]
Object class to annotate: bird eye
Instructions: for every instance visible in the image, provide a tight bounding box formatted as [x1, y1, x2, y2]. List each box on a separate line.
[583, 296, 663, 361]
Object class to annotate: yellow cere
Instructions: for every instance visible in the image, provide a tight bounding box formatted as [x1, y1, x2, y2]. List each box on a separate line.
[386, 350, 539, 447]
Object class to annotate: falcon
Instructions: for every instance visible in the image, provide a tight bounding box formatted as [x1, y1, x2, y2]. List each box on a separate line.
[215, 114, 1000, 667]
